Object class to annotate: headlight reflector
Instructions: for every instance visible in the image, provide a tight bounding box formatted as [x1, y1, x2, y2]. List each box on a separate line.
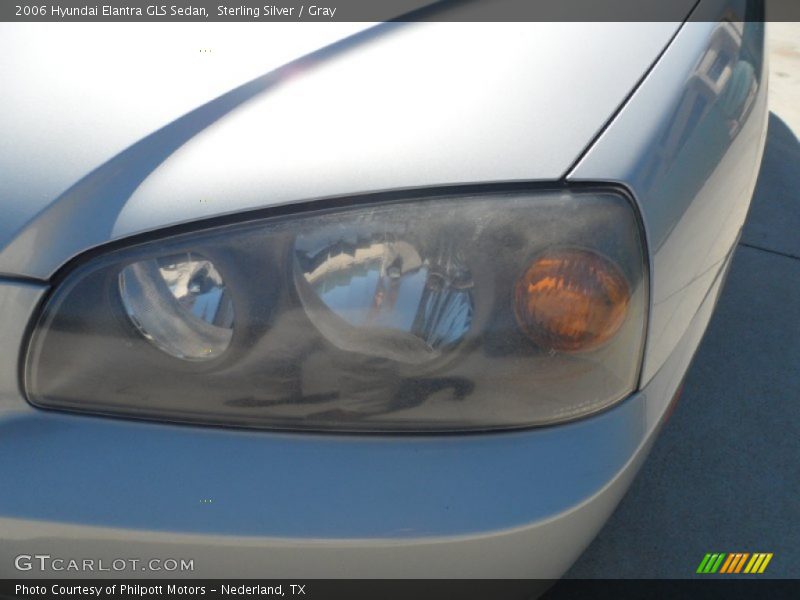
[119, 254, 234, 360]
[293, 230, 474, 364]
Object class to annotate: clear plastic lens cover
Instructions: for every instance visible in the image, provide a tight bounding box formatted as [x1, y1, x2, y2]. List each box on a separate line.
[294, 227, 475, 364]
[119, 254, 234, 360]
[25, 191, 647, 432]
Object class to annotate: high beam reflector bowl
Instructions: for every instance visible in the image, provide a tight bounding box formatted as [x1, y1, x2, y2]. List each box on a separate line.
[119, 253, 234, 360]
[293, 229, 474, 364]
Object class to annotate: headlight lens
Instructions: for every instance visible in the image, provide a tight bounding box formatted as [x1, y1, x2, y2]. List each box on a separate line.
[294, 229, 474, 364]
[25, 190, 647, 432]
[119, 254, 234, 360]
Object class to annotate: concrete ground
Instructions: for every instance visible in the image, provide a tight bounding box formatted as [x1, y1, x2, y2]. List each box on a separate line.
[767, 23, 800, 133]
[565, 24, 800, 578]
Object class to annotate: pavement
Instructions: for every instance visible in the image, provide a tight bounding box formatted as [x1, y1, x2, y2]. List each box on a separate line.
[766, 23, 800, 133]
[565, 23, 800, 578]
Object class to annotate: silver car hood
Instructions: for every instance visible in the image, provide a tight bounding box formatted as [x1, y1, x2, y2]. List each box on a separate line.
[0, 21, 683, 279]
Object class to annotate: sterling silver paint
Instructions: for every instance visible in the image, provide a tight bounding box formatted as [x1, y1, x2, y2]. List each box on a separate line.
[0, 22, 373, 259]
[0, 258, 725, 577]
[0, 21, 681, 278]
[569, 17, 769, 383]
[0, 3, 768, 580]
[0, 283, 45, 410]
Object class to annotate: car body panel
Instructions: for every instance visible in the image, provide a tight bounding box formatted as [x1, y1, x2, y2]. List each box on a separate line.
[0, 283, 44, 409]
[0, 21, 373, 260]
[0, 21, 682, 279]
[569, 14, 768, 382]
[0, 246, 728, 578]
[0, 0, 769, 581]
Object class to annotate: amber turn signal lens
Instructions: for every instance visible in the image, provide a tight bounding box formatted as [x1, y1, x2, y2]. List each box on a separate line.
[514, 248, 630, 353]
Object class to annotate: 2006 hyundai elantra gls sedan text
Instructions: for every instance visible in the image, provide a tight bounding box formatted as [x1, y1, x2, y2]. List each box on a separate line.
[0, 0, 767, 580]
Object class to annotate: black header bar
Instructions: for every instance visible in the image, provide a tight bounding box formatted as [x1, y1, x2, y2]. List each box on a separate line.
[3, 0, 800, 22]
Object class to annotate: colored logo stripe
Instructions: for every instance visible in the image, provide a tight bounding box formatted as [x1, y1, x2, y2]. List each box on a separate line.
[698, 552, 773, 574]
[719, 554, 736, 573]
[720, 553, 749, 573]
[697, 553, 726, 573]
[744, 553, 773, 574]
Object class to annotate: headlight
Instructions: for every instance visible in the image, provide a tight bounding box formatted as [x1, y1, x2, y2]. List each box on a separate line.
[119, 254, 234, 361]
[293, 228, 475, 364]
[25, 189, 647, 432]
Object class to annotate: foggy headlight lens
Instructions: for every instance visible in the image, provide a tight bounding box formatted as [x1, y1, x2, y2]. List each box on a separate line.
[25, 190, 647, 432]
[119, 254, 234, 360]
[294, 230, 474, 364]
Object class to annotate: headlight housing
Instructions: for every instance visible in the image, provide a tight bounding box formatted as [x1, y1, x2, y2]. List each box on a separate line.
[25, 189, 647, 432]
